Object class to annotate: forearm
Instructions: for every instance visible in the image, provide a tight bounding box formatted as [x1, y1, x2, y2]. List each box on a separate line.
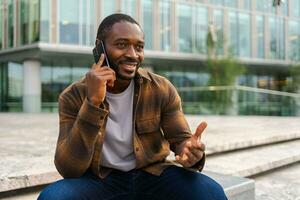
[55, 98, 108, 178]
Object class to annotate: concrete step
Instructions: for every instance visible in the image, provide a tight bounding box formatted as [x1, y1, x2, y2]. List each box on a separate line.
[204, 171, 255, 200]
[186, 115, 300, 155]
[205, 139, 300, 177]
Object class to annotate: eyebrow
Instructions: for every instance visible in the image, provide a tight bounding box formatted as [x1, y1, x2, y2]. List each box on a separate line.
[114, 38, 144, 44]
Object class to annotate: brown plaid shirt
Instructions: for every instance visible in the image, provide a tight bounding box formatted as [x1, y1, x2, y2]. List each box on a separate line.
[54, 68, 205, 178]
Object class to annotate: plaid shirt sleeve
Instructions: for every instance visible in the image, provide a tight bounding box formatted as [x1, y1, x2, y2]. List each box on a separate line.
[54, 83, 109, 178]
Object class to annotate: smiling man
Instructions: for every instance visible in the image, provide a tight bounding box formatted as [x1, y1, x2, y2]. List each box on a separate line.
[38, 13, 227, 200]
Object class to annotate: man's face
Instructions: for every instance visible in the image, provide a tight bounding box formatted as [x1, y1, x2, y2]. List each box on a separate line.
[104, 21, 145, 80]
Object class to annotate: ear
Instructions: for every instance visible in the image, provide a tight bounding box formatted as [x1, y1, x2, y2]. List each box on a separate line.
[95, 38, 101, 46]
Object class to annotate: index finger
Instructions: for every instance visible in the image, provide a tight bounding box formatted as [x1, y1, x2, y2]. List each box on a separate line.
[193, 121, 207, 139]
[96, 53, 105, 67]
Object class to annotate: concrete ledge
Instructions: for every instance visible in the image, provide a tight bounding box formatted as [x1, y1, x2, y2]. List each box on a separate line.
[204, 171, 255, 200]
[0, 172, 61, 193]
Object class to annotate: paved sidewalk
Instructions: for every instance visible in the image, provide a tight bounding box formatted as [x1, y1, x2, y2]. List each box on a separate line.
[0, 113, 300, 199]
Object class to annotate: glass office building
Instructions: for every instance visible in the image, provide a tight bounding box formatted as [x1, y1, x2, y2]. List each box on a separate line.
[0, 0, 300, 115]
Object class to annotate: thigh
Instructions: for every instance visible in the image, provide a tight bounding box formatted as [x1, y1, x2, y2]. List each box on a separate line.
[136, 166, 228, 200]
[38, 171, 133, 200]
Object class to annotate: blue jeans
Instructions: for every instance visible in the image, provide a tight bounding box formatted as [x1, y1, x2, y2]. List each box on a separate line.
[38, 166, 227, 200]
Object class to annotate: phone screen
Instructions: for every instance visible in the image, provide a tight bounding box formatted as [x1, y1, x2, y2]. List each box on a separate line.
[92, 40, 110, 67]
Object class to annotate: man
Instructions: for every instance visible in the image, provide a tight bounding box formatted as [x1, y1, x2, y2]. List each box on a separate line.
[38, 13, 227, 200]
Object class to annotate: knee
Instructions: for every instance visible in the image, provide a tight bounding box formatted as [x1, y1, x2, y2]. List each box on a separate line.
[37, 180, 83, 200]
[204, 176, 227, 199]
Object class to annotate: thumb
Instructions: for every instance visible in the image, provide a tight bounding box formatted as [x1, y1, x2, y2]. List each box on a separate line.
[193, 121, 207, 139]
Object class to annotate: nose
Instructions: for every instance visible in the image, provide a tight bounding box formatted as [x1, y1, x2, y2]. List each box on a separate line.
[125, 45, 138, 59]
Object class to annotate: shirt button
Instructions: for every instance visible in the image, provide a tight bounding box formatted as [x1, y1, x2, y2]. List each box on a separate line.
[135, 147, 139, 152]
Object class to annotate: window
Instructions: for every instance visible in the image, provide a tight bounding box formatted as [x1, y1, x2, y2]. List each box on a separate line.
[291, 0, 300, 17]
[256, 0, 276, 13]
[213, 9, 224, 55]
[238, 13, 251, 57]
[40, 0, 50, 42]
[241, 0, 251, 10]
[82, 0, 95, 46]
[288, 20, 300, 61]
[269, 17, 285, 60]
[20, 0, 40, 45]
[59, 0, 80, 44]
[142, 0, 153, 50]
[8, 0, 14, 48]
[256, 16, 265, 58]
[159, 0, 171, 51]
[121, 0, 137, 19]
[177, 3, 192, 53]
[229, 12, 238, 56]
[102, 1, 116, 18]
[0, 2, 3, 49]
[195, 6, 208, 54]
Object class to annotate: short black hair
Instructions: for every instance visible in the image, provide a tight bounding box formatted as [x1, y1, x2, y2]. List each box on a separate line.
[96, 13, 142, 43]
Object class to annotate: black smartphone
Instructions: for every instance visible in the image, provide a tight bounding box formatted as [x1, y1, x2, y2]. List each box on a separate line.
[92, 40, 110, 67]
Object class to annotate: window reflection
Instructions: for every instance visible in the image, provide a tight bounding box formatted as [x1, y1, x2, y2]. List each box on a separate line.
[20, 0, 39, 45]
[288, 20, 300, 60]
[40, 0, 50, 42]
[195, 6, 207, 54]
[142, 0, 153, 50]
[8, 0, 14, 48]
[102, 1, 116, 18]
[121, 0, 136, 19]
[291, 0, 300, 17]
[256, 16, 265, 58]
[177, 4, 192, 53]
[238, 13, 251, 57]
[160, 0, 171, 51]
[213, 9, 224, 55]
[59, 0, 79, 44]
[269, 17, 285, 60]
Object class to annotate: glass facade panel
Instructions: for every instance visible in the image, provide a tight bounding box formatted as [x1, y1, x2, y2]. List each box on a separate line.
[256, 0, 276, 13]
[82, 0, 95, 46]
[159, 0, 171, 51]
[224, 0, 237, 8]
[71, 66, 88, 82]
[121, 0, 137, 19]
[288, 20, 300, 61]
[211, 0, 223, 6]
[213, 9, 224, 55]
[241, 0, 251, 10]
[291, 0, 300, 17]
[279, 0, 289, 16]
[195, 6, 207, 54]
[59, 0, 80, 44]
[7, 62, 23, 111]
[102, 1, 116, 18]
[269, 17, 285, 60]
[177, 4, 192, 53]
[8, 0, 14, 48]
[229, 11, 238, 56]
[238, 13, 251, 57]
[20, 0, 39, 45]
[142, 0, 153, 50]
[0, 2, 2, 49]
[40, 0, 50, 42]
[256, 15, 265, 58]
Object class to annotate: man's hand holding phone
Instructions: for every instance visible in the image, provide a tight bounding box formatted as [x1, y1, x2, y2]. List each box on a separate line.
[86, 54, 116, 107]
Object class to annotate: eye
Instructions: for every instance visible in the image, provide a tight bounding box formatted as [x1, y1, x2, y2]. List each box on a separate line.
[136, 44, 144, 51]
[116, 42, 128, 49]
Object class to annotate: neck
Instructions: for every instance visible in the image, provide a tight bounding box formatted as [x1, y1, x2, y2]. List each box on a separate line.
[107, 78, 132, 94]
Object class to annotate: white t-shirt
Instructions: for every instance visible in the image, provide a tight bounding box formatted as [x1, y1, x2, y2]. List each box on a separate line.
[100, 80, 136, 171]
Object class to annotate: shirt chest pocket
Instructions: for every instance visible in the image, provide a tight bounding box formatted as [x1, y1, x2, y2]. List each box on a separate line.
[136, 116, 161, 134]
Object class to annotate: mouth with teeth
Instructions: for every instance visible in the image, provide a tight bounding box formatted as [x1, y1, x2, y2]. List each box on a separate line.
[119, 62, 138, 73]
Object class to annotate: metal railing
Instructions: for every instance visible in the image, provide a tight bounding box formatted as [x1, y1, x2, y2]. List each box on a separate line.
[177, 85, 300, 116]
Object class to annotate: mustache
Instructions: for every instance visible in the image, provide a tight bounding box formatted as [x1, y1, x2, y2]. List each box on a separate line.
[120, 57, 139, 63]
